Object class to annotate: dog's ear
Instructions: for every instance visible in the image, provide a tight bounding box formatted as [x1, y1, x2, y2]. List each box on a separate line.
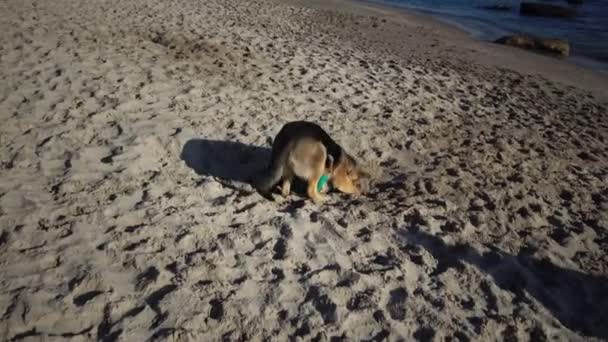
[345, 155, 358, 174]
[326, 155, 334, 171]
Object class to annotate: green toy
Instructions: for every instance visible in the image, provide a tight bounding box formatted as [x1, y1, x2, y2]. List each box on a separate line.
[317, 174, 330, 192]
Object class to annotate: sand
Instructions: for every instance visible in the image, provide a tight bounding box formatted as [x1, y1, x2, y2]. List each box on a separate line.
[1, 0, 607, 341]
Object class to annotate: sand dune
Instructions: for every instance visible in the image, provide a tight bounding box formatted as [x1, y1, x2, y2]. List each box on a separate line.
[1, 0, 607, 341]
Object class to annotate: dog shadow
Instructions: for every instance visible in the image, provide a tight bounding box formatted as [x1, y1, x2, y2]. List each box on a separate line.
[398, 227, 608, 339]
[180, 138, 320, 199]
[180, 139, 271, 184]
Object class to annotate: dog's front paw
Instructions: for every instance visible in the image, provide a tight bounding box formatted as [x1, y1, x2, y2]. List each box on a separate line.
[311, 194, 327, 205]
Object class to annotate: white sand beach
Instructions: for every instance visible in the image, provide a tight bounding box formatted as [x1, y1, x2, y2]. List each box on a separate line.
[1, 0, 607, 340]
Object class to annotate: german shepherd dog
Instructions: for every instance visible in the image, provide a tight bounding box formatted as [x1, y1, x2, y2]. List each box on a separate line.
[254, 121, 370, 203]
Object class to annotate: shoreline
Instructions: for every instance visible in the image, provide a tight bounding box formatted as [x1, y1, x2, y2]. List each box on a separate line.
[294, 0, 608, 101]
[386, 1, 608, 74]
[363, 0, 608, 74]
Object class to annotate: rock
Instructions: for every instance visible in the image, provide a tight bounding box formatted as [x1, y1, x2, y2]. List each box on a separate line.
[520, 2, 577, 18]
[495, 35, 570, 56]
[496, 35, 536, 50]
[536, 38, 570, 56]
[482, 4, 511, 11]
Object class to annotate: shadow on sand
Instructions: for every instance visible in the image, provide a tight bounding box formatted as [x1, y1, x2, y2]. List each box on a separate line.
[398, 226, 608, 339]
[180, 138, 270, 184]
[180, 138, 314, 198]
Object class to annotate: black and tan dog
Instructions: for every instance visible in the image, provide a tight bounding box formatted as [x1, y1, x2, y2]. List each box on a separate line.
[254, 121, 370, 203]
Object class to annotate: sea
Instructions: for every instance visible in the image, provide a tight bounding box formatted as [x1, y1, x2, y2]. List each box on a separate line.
[367, 0, 608, 72]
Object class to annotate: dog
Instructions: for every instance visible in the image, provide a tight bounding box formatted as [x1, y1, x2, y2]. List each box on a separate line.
[253, 121, 370, 203]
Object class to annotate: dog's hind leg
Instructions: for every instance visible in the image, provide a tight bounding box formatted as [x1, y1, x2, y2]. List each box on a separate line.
[281, 169, 294, 197]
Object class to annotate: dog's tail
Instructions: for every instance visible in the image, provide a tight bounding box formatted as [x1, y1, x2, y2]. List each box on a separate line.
[252, 149, 288, 196]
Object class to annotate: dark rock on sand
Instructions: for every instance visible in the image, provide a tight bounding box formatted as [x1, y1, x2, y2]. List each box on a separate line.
[520, 2, 577, 18]
[495, 35, 570, 57]
[536, 38, 570, 56]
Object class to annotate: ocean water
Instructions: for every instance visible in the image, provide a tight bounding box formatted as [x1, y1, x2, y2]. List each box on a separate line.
[368, 0, 608, 71]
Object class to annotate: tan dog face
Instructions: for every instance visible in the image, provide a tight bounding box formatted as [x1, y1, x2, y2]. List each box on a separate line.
[331, 155, 370, 195]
